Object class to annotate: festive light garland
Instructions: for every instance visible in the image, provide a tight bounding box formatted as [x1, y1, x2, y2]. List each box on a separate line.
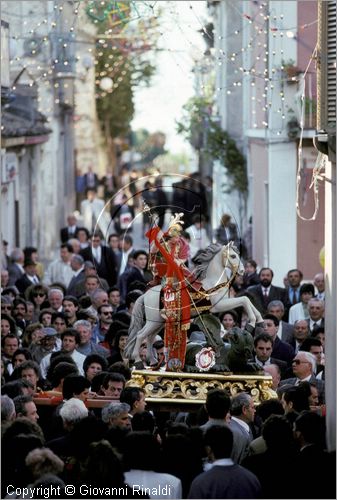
[4, 0, 318, 135]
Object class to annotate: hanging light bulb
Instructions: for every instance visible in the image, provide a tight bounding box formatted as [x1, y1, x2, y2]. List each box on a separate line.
[99, 77, 113, 91]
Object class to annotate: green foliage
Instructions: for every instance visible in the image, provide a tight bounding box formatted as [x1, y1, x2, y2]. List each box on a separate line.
[92, 4, 158, 140]
[177, 97, 248, 194]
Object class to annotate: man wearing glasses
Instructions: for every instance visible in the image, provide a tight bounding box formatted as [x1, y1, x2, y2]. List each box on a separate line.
[92, 304, 114, 344]
[279, 351, 325, 403]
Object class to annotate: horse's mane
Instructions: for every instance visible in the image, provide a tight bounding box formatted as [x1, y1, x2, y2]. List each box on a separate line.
[192, 243, 222, 280]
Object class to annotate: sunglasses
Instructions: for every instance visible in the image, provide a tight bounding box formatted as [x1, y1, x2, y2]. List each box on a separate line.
[101, 311, 113, 315]
[292, 359, 310, 365]
[33, 293, 46, 298]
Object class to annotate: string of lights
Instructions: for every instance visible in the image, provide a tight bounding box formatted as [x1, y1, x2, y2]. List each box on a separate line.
[5, 0, 318, 136]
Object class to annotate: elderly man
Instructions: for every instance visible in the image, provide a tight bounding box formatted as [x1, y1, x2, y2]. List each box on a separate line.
[290, 320, 310, 354]
[279, 351, 325, 403]
[101, 402, 131, 430]
[267, 300, 294, 344]
[307, 298, 325, 333]
[313, 273, 325, 301]
[44, 244, 74, 288]
[74, 319, 109, 358]
[91, 288, 109, 310]
[48, 289, 64, 313]
[228, 393, 256, 443]
[264, 364, 281, 390]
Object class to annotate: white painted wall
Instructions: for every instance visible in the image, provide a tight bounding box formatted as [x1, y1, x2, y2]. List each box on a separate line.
[268, 141, 297, 286]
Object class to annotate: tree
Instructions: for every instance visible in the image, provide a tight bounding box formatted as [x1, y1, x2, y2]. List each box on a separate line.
[88, 2, 159, 141]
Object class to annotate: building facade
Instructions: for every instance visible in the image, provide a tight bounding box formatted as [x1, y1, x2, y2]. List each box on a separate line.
[209, 0, 323, 284]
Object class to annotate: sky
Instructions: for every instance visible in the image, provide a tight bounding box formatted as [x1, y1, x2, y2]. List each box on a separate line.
[131, 1, 207, 155]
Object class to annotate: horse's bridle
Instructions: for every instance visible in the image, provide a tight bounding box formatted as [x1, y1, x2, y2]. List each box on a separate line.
[193, 245, 240, 297]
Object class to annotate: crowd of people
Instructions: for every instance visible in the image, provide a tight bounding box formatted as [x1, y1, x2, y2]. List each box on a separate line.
[1, 171, 335, 499]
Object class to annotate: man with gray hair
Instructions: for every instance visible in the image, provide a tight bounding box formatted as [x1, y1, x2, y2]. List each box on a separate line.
[101, 402, 131, 430]
[48, 289, 64, 313]
[74, 320, 109, 358]
[1, 395, 16, 423]
[228, 393, 256, 446]
[59, 397, 88, 431]
[91, 288, 109, 310]
[267, 300, 294, 344]
[67, 255, 85, 297]
[280, 351, 325, 403]
[313, 272, 325, 301]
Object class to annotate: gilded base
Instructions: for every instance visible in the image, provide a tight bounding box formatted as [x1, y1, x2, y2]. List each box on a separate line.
[127, 370, 277, 405]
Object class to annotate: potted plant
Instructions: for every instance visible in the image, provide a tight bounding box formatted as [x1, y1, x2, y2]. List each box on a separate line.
[281, 59, 301, 83]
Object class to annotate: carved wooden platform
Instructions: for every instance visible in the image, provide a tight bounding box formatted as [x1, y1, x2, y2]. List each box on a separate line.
[127, 369, 277, 405]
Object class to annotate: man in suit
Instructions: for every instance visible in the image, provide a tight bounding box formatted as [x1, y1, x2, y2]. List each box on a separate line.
[286, 268, 303, 306]
[246, 267, 289, 315]
[108, 233, 122, 273]
[15, 259, 40, 294]
[267, 300, 294, 343]
[80, 233, 117, 287]
[262, 314, 295, 365]
[313, 272, 325, 301]
[279, 351, 325, 403]
[228, 393, 256, 443]
[83, 165, 99, 191]
[119, 250, 151, 301]
[118, 234, 134, 277]
[252, 333, 288, 377]
[60, 214, 80, 244]
[200, 389, 251, 464]
[290, 320, 309, 353]
[307, 298, 325, 334]
[67, 254, 85, 296]
[188, 425, 261, 499]
[8, 248, 25, 286]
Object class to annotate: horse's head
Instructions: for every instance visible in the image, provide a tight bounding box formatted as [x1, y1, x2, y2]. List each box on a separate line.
[222, 241, 244, 276]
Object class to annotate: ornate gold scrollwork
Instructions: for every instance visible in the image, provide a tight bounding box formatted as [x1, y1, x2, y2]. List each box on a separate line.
[127, 370, 276, 405]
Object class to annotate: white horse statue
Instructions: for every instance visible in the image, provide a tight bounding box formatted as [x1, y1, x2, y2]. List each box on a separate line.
[125, 241, 263, 367]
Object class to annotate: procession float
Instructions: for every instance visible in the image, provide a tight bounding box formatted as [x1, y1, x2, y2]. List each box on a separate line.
[124, 207, 276, 408]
